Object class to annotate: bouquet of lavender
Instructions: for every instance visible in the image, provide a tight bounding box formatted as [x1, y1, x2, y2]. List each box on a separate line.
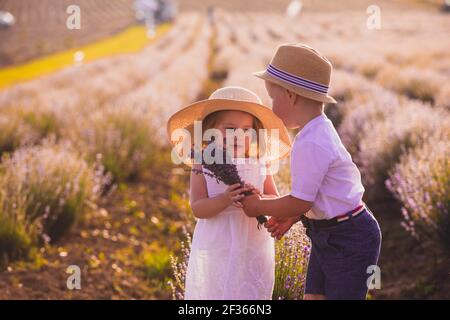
[189, 143, 268, 229]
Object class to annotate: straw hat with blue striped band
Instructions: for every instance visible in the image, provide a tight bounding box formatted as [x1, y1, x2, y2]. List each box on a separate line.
[253, 43, 337, 104]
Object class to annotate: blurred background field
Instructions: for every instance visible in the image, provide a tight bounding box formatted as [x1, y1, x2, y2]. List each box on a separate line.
[0, 0, 449, 299]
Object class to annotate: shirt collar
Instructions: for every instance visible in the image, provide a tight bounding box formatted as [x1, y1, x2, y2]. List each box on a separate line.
[295, 113, 328, 140]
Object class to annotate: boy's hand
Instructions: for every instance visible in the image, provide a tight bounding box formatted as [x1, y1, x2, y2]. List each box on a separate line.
[241, 194, 262, 217]
[265, 217, 295, 240]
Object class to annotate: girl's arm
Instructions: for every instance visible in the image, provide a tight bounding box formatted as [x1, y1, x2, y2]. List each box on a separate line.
[189, 165, 250, 219]
[261, 174, 279, 198]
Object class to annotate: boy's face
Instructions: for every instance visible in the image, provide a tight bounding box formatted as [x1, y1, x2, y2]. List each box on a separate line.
[265, 81, 298, 129]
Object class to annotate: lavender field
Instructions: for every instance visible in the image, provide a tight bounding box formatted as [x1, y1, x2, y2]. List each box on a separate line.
[0, 0, 449, 299]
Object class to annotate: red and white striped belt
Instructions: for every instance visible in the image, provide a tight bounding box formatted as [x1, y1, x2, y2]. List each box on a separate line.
[300, 204, 366, 230]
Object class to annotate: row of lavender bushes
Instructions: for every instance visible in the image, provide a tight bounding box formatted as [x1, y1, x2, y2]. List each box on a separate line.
[0, 103, 182, 268]
[0, 95, 163, 268]
[0, 16, 212, 269]
[332, 70, 450, 253]
[0, 105, 164, 267]
[0, 141, 109, 267]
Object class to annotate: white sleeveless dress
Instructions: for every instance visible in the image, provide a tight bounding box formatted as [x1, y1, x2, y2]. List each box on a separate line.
[184, 158, 275, 300]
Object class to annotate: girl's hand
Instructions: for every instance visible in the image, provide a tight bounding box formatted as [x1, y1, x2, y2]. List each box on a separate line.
[264, 217, 296, 240]
[244, 183, 262, 196]
[222, 183, 250, 208]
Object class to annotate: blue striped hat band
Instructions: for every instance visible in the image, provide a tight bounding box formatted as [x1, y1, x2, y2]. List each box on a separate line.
[266, 64, 329, 94]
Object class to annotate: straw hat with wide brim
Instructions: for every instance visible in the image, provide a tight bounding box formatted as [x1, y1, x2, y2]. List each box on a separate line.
[254, 43, 337, 104]
[167, 86, 291, 163]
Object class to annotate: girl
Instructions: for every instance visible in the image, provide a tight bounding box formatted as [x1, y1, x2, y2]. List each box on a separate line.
[167, 86, 291, 299]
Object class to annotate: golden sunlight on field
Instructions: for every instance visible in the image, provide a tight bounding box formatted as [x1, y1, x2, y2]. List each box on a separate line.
[0, 0, 448, 300]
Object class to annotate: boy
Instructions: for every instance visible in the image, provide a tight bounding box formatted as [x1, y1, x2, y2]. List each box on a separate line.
[242, 44, 381, 300]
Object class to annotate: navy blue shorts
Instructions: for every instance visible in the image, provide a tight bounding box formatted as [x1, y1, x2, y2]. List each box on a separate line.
[304, 209, 381, 300]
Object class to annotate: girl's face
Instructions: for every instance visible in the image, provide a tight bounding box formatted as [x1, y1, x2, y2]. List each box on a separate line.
[215, 110, 256, 158]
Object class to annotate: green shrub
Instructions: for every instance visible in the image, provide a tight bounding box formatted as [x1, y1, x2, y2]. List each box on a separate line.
[376, 66, 443, 104]
[143, 247, 172, 280]
[357, 104, 443, 196]
[0, 105, 62, 156]
[0, 142, 107, 243]
[168, 229, 191, 300]
[386, 128, 450, 252]
[0, 217, 33, 268]
[0, 113, 36, 155]
[273, 223, 310, 300]
[66, 106, 158, 182]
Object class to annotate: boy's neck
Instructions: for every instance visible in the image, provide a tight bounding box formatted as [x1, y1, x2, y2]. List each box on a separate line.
[295, 103, 324, 131]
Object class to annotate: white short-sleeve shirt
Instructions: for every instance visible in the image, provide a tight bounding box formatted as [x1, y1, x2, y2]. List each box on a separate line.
[290, 114, 365, 220]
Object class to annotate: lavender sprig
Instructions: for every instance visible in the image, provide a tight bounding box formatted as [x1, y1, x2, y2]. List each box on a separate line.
[189, 144, 267, 229]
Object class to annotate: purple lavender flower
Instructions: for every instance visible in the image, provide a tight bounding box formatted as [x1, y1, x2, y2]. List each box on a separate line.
[189, 142, 267, 228]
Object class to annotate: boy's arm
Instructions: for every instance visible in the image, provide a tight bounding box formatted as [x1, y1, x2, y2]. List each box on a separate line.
[242, 194, 312, 219]
[246, 139, 332, 219]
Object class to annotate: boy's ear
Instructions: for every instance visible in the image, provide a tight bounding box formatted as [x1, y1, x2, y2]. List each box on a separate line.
[284, 88, 298, 106]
